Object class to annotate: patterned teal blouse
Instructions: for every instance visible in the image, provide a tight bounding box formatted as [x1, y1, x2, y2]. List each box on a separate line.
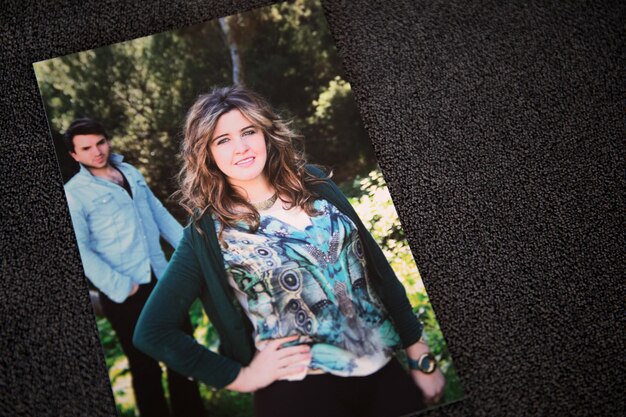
[214, 199, 401, 378]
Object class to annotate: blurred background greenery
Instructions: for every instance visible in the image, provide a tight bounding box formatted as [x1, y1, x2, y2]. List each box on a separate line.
[35, 0, 463, 415]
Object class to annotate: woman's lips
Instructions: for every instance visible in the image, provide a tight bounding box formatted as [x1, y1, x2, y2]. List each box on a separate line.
[235, 156, 255, 167]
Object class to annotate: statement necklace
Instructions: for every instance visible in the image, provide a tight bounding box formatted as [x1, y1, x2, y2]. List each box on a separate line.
[251, 193, 278, 211]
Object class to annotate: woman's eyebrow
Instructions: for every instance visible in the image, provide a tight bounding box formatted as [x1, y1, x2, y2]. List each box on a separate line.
[211, 132, 229, 143]
[212, 125, 255, 142]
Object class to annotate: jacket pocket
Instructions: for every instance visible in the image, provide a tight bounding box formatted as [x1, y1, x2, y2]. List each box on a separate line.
[88, 192, 120, 230]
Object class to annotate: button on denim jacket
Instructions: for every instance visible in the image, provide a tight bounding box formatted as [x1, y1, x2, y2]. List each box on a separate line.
[64, 154, 183, 303]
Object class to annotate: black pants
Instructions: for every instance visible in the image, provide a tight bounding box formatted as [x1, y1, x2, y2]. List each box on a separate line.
[254, 358, 425, 417]
[100, 276, 205, 417]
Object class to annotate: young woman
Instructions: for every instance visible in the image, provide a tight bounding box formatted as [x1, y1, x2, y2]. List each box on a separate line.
[134, 86, 445, 417]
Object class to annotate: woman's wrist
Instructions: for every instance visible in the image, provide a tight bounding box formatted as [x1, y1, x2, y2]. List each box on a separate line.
[225, 366, 254, 393]
[405, 338, 430, 359]
[405, 337, 439, 374]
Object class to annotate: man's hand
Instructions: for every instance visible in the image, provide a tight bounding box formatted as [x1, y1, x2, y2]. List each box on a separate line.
[226, 335, 311, 393]
[129, 283, 140, 297]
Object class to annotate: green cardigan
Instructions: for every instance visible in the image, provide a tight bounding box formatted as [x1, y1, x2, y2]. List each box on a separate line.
[133, 167, 423, 389]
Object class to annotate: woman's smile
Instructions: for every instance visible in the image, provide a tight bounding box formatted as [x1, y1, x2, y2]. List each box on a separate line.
[235, 156, 256, 166]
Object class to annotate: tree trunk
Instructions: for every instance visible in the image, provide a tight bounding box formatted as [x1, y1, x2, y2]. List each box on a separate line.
[219, 17, 243, 85]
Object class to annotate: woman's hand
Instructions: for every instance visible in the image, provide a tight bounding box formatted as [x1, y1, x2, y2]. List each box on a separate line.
[226, 335, 311, 393]
[411, 367, 445, 406]
[406, 341, 446, 406]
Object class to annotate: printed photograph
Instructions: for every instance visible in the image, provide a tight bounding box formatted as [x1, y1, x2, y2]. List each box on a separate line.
[33, 1, 464, 416]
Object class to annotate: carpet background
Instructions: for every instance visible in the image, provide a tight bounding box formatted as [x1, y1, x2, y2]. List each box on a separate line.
[1, 1, 624, 416]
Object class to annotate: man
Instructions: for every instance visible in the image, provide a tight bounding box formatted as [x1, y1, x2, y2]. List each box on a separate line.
[63, 118, 205, 417]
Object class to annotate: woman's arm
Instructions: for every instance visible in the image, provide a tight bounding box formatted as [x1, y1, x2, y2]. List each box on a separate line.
[405, 340, 446, 405]
[133, 228, 242, 389]
[359, 225, 424, 345]
[134, 227, 313, 390]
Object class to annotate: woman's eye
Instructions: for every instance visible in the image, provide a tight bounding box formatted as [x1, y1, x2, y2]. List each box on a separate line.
[242, 129, 255, 136]
[216, 137, 229, 145]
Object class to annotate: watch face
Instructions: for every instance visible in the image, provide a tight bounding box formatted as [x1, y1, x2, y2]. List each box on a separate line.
[420, 353, 437, 374]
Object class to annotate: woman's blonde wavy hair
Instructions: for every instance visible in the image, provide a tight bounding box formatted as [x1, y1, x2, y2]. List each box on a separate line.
[176, 85, 329, 243]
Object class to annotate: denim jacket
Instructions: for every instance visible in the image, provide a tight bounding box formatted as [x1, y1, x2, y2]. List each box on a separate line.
[64, 154, 183, 303]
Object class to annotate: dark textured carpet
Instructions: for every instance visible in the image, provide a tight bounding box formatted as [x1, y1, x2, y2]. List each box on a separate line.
[1, 1, 624, 416]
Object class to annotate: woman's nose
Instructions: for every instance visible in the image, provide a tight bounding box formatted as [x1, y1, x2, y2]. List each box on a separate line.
[234, 136, 250, 153]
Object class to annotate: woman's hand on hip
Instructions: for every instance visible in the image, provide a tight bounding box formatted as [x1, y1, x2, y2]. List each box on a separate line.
[226, 335, 311, 393]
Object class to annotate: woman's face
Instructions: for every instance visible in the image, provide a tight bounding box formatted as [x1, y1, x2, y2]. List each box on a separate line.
[209, 109, 268, 189]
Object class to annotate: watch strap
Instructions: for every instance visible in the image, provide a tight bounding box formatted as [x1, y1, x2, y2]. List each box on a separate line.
[407, 352, 437, 374]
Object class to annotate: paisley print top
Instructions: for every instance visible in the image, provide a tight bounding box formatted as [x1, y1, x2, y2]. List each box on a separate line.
[214, 199, 401, 378]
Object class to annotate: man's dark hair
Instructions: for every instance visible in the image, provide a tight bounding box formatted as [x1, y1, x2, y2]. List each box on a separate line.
[63, 118, 109, 152]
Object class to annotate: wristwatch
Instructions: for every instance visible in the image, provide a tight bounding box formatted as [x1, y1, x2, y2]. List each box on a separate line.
[407, 352, 437, 374]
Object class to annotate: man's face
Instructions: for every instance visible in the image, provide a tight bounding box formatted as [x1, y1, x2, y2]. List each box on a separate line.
[70, 134, 111, 169]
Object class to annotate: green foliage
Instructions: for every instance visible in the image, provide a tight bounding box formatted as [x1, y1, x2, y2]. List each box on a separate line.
[96, 317, 137, 416]
[307, 76, 375, 182]
[202, 389, 253, 417]
[97, 317, 124, 370]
